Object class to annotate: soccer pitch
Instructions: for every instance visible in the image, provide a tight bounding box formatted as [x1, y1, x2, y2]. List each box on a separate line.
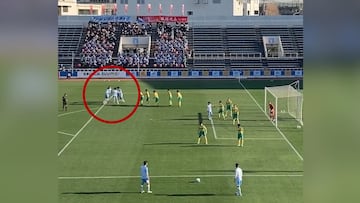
[58, 79, 303, 203]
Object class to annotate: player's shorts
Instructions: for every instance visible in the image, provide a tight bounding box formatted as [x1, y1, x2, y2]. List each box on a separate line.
[235, 179, 242, 187]
[270, 110, 275, 116]
[141, 96, 144, 101]
[141, 178, 149, 185]
[155, 97, 159, 103]
[218, 109, 224, 113]
[178, 97, 182, 102]
[146, 97, 149, 102]
[226, 105, 231, 111]
[198, 131, 205, 137]
[238, 132, 243, 139]
[232, 113, 238, 119]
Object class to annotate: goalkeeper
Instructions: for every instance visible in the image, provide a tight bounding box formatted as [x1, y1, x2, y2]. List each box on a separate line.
[269, 102, 275, 122]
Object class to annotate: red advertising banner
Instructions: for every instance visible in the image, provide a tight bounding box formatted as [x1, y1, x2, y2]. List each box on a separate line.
[137, 16, 188, 23]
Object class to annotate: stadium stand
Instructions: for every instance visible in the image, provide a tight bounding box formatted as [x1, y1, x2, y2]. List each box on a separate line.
[153, 22, 189, 68]
[79, 21, 117, 68]
[58, 20, 303, 70]
[116, 22, 152, 67]
[259, 27, 299, 55]
[58, 25, 86, 68]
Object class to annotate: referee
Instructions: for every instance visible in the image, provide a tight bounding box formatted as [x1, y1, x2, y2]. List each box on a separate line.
[62, 93, 68, 111]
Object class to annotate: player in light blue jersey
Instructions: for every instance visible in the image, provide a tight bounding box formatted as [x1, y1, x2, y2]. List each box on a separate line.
[117, 86, 125, 102]
[234, 163, 243, 196]
[140, 161, 152, 194]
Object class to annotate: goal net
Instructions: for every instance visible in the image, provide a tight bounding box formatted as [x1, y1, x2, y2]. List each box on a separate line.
[264, 81, 303, 127]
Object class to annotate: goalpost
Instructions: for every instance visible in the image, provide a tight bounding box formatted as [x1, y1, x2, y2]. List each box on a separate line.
[264, 81, 303, 127]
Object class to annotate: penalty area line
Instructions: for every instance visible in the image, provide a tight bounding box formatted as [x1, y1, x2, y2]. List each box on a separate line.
[57, 131, 75, 137]
[58, 107, 99, 117]
[237, 79, 304, 161]
[217, 137, 284, 140]
[58, 174, 303, 180]
[58, 104, 106, 156]
[209, 118, 218, 139]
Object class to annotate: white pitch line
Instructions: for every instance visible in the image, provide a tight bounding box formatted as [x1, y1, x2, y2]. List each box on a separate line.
[217, 137, 284, 140]
[238, 80, 304, 161]
[209, 118, 218, 139]
[57, 131, 75, 137]
[58, 104, 106, 156]
[58, 107, 98, 117]
[58, 174, 303, 180]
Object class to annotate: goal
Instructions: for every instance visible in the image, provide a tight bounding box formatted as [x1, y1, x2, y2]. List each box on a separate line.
[264, 81, 303, 127]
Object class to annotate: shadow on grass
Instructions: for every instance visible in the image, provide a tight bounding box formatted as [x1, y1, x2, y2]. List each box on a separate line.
[143, 142, 195, 146]
[181, 144, 236, 148]
[70, 101, 102, 105]
[167, 118, 198, 121]
[185, 169, 233, 173]
[185, 169, 303, 173]
[139, 105, 171, 108]
[155, 193, 216, 197]
[244, 170, 304, 173]
[61, 191, 139, 195]
[106, 104, 136, 107]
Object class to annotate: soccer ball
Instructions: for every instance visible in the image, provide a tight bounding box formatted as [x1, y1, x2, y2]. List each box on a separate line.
[195, 178, 201, 183]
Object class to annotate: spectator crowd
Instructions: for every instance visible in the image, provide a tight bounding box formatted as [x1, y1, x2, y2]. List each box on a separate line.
[80, 22, 117, 68]
[153, 22, 189, 68]
[79, 20, 189, 68]
[116, 48, 149, 67]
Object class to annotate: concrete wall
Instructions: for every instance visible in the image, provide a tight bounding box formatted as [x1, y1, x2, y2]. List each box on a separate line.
[58, 15, 303, 27]
[116, 0, 233, 17]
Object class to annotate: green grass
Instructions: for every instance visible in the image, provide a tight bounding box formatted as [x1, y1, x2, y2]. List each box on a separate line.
[58, 79, 303, 203]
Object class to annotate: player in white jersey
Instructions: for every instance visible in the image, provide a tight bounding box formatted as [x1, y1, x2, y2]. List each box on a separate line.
[207, 102, 213, 120]
[112, 87, 119, 104]
[103, 86, 112, 104]
[140, 161, 152, 193]
[234, 163, 243, 196]
[118, 87, 125, 102]
[105, 86, 112, 100]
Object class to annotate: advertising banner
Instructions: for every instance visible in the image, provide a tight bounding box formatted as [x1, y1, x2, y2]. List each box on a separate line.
[137, 16, 188, 23]
[90, 16, 131, 23]
[293, 70, 303, 76]
[77, 70, 127, 78]
[272, 70, 284, 76]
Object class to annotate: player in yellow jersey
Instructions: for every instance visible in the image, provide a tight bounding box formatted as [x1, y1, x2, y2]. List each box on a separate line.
[197, 122, 208, 145]
[140, 91, 144, 106]
[237, 124, 244, 147]
[218, 100, 225, 120]
[145, 89, 150, 104]
[176, 90, 182, 107]
[232, 104, 240, 125]
[225, 97, 233, 119]
[153, 90, 159, 105]
[167, 89, 173, 106]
